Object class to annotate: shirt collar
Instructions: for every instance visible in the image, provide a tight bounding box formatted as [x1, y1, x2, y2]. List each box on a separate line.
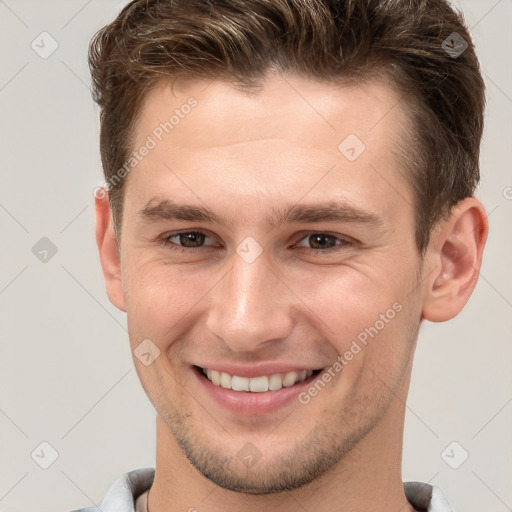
[79, 468, 452, 512]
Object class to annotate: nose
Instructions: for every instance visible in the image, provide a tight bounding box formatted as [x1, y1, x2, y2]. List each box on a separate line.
[205, 250, 293, 353]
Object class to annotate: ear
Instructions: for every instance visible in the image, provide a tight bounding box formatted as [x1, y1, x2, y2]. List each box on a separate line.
[95, 189, 126, 312]
[422, 197, 488, 322]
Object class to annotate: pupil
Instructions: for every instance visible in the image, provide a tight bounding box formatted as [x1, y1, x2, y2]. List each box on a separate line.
[310, 234, 333, 249]
[181, 232, 204, 247]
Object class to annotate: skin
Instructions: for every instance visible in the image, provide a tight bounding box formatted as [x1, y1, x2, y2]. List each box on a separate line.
[95, 74, 488, 512]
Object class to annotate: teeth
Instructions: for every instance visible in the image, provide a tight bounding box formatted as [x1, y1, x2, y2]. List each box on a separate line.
[282, 371, 298, 387]
[232, 375, 250, 391]
[211, 370, 221, 386]
[220, 372, 231, 389]
[249, 376, 268, 392]
[202, 368, 314, 392]
[269, 374, 283, 391]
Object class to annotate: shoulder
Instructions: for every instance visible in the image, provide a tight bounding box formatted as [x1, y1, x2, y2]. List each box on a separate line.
[404, 481, 453, 512]
[68, 468, 155, 512]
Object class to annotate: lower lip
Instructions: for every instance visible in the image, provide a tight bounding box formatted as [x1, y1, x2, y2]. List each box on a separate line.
[192, 366, 322, 415]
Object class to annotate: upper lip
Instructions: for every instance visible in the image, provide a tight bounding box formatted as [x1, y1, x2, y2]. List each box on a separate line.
[194, 362, 323, 378]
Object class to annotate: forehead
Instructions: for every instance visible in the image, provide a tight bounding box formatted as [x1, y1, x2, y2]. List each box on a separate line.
[125, 73, 412, 225]
[136, 73, 407, 151]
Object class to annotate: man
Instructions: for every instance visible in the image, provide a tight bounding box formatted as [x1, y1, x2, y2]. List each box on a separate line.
[76, 0, 488, 510]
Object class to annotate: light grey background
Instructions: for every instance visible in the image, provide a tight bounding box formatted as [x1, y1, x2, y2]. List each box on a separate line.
[0, 1, 511, 511]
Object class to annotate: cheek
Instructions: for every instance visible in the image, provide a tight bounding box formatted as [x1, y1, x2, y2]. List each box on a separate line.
[289, 265, 402, 339]
[123, 258, 213, 347]
[289, 264, 417, 380]
[123, 247, 419, 362]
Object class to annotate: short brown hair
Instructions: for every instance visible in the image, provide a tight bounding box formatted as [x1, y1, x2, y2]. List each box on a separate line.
[88, 0, 485, 253]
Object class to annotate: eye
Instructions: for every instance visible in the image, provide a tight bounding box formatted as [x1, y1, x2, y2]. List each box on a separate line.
[158, 230, 353, 254]
[295, 233, 352, 251]
[160, 231, 219, 250]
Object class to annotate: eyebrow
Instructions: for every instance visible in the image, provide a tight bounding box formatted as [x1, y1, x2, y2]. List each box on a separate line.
[137, 198, 383, 229]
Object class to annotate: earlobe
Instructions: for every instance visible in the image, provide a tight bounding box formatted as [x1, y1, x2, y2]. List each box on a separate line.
[95, 190, 127, 312]
[422, 198, 488, 322]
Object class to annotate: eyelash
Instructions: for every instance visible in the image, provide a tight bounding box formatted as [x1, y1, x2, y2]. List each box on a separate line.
[158, 230, 354, 254]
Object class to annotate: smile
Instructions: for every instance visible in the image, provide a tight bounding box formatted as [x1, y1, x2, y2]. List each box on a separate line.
[200, 367, 320, 392]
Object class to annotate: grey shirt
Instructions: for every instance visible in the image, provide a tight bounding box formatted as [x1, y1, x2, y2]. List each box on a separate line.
[70, 467, 453, 512]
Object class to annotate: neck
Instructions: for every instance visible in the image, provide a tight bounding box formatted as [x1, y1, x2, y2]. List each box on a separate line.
[148, 370, 417, 512]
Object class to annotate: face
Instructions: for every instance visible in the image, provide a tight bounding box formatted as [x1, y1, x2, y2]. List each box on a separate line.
[113, 74, 425, 492]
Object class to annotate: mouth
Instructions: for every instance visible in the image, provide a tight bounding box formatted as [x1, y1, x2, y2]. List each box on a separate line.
[191, 364, 326, 415]
[194, 365, 323, 392]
